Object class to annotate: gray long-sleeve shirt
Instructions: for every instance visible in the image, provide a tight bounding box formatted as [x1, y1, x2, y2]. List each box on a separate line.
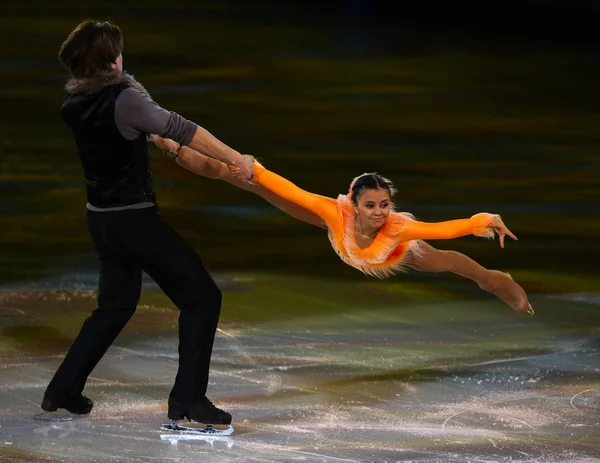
[87, 88, 197, 212]
[115, 88, 197, 144]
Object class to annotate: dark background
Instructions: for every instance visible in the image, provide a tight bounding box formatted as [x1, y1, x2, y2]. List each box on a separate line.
[1, 0, 599, 295]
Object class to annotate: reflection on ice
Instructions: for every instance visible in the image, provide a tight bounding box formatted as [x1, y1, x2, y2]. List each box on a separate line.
[160, 433, 234, 448]
[160, 421, 234, 436]
[33, 418, 92, 438]
[33, 411, 75, 422]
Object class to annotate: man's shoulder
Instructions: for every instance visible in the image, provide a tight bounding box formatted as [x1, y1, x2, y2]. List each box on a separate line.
[115, 87, 155, 113]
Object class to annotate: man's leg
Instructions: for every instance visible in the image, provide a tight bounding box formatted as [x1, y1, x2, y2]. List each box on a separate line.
[119, 208, 227, 422]
[44, 212, 142, 412]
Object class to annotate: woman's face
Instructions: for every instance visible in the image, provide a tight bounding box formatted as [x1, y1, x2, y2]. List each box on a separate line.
[354, 188, 391, 230]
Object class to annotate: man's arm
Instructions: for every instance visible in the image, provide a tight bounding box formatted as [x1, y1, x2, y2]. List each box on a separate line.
[115, 88, 196, 146]
[116, 88, 253, 179]
[186, 126, 247, 168]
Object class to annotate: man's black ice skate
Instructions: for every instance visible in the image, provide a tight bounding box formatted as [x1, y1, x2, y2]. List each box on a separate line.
[41, 392, 93, 415]
[187, 397, 232, 425]
[162, 396, 234, 435]
[34, 393, 93, 421]
[168, 396, 231, 424]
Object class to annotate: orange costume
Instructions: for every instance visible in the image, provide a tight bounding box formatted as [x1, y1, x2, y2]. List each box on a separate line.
[253, 163, 498, 279]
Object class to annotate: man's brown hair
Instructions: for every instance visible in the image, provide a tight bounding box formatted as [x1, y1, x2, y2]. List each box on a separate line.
[59, 20, 123, 78]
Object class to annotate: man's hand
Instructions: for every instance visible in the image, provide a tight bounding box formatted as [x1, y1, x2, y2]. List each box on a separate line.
[149, 134, 180, 158]
[231, 154, 255, 182]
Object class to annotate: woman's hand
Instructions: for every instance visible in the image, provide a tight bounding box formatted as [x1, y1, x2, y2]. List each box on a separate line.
[149, 134, 180, 157]
[491, 216, 518, 248]
[229, 155, 255, 182]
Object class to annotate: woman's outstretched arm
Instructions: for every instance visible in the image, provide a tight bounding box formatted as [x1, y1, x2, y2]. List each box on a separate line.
[250, 162, 339, 228]
[154, 136, 328, 229]
[396, 214, 517, 247]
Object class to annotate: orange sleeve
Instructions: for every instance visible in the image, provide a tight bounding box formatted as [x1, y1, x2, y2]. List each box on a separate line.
[253, 163, 339, 227]
[394, 213, 498, 242]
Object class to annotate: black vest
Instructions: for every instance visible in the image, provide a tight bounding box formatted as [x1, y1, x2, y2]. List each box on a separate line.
[61, 83, 156, 208]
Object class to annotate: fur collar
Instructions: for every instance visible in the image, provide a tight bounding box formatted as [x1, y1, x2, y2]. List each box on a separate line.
[65, 71, 148, 95]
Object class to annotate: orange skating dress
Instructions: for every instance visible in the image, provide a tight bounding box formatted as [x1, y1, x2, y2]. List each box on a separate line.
[253, 164, 498, 278]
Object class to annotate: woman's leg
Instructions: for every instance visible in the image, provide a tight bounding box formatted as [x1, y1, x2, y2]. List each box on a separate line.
[177, 147, 327, 229]
[406, 241, 532, 313]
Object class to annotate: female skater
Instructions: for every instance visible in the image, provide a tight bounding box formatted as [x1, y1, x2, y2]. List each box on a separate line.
[154, 137, 533, 315]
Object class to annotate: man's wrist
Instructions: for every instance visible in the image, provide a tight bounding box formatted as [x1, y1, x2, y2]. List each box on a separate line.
[230, 152, 245, 167]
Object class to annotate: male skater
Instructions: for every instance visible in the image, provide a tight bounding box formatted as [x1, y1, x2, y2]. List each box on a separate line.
[42, 20, 253, 425]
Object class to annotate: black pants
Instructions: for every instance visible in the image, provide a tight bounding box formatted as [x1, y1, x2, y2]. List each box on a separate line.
[45, 206, 222, 406]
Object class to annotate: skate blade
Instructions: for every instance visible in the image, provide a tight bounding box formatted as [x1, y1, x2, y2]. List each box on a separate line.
[160, 421, 234, 436]
[160, 433, 234, 448]
[33, 411, 75, 422]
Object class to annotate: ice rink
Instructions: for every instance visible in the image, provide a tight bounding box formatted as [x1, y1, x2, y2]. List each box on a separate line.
[1, 271, 598, 462]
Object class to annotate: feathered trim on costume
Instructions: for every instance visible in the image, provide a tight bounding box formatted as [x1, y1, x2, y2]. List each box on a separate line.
[327, 194, 421, 279]
[470, 213, 499, 239]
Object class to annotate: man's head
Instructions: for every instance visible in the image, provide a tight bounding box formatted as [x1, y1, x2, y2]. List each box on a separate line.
[59, 20, 123, 78]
